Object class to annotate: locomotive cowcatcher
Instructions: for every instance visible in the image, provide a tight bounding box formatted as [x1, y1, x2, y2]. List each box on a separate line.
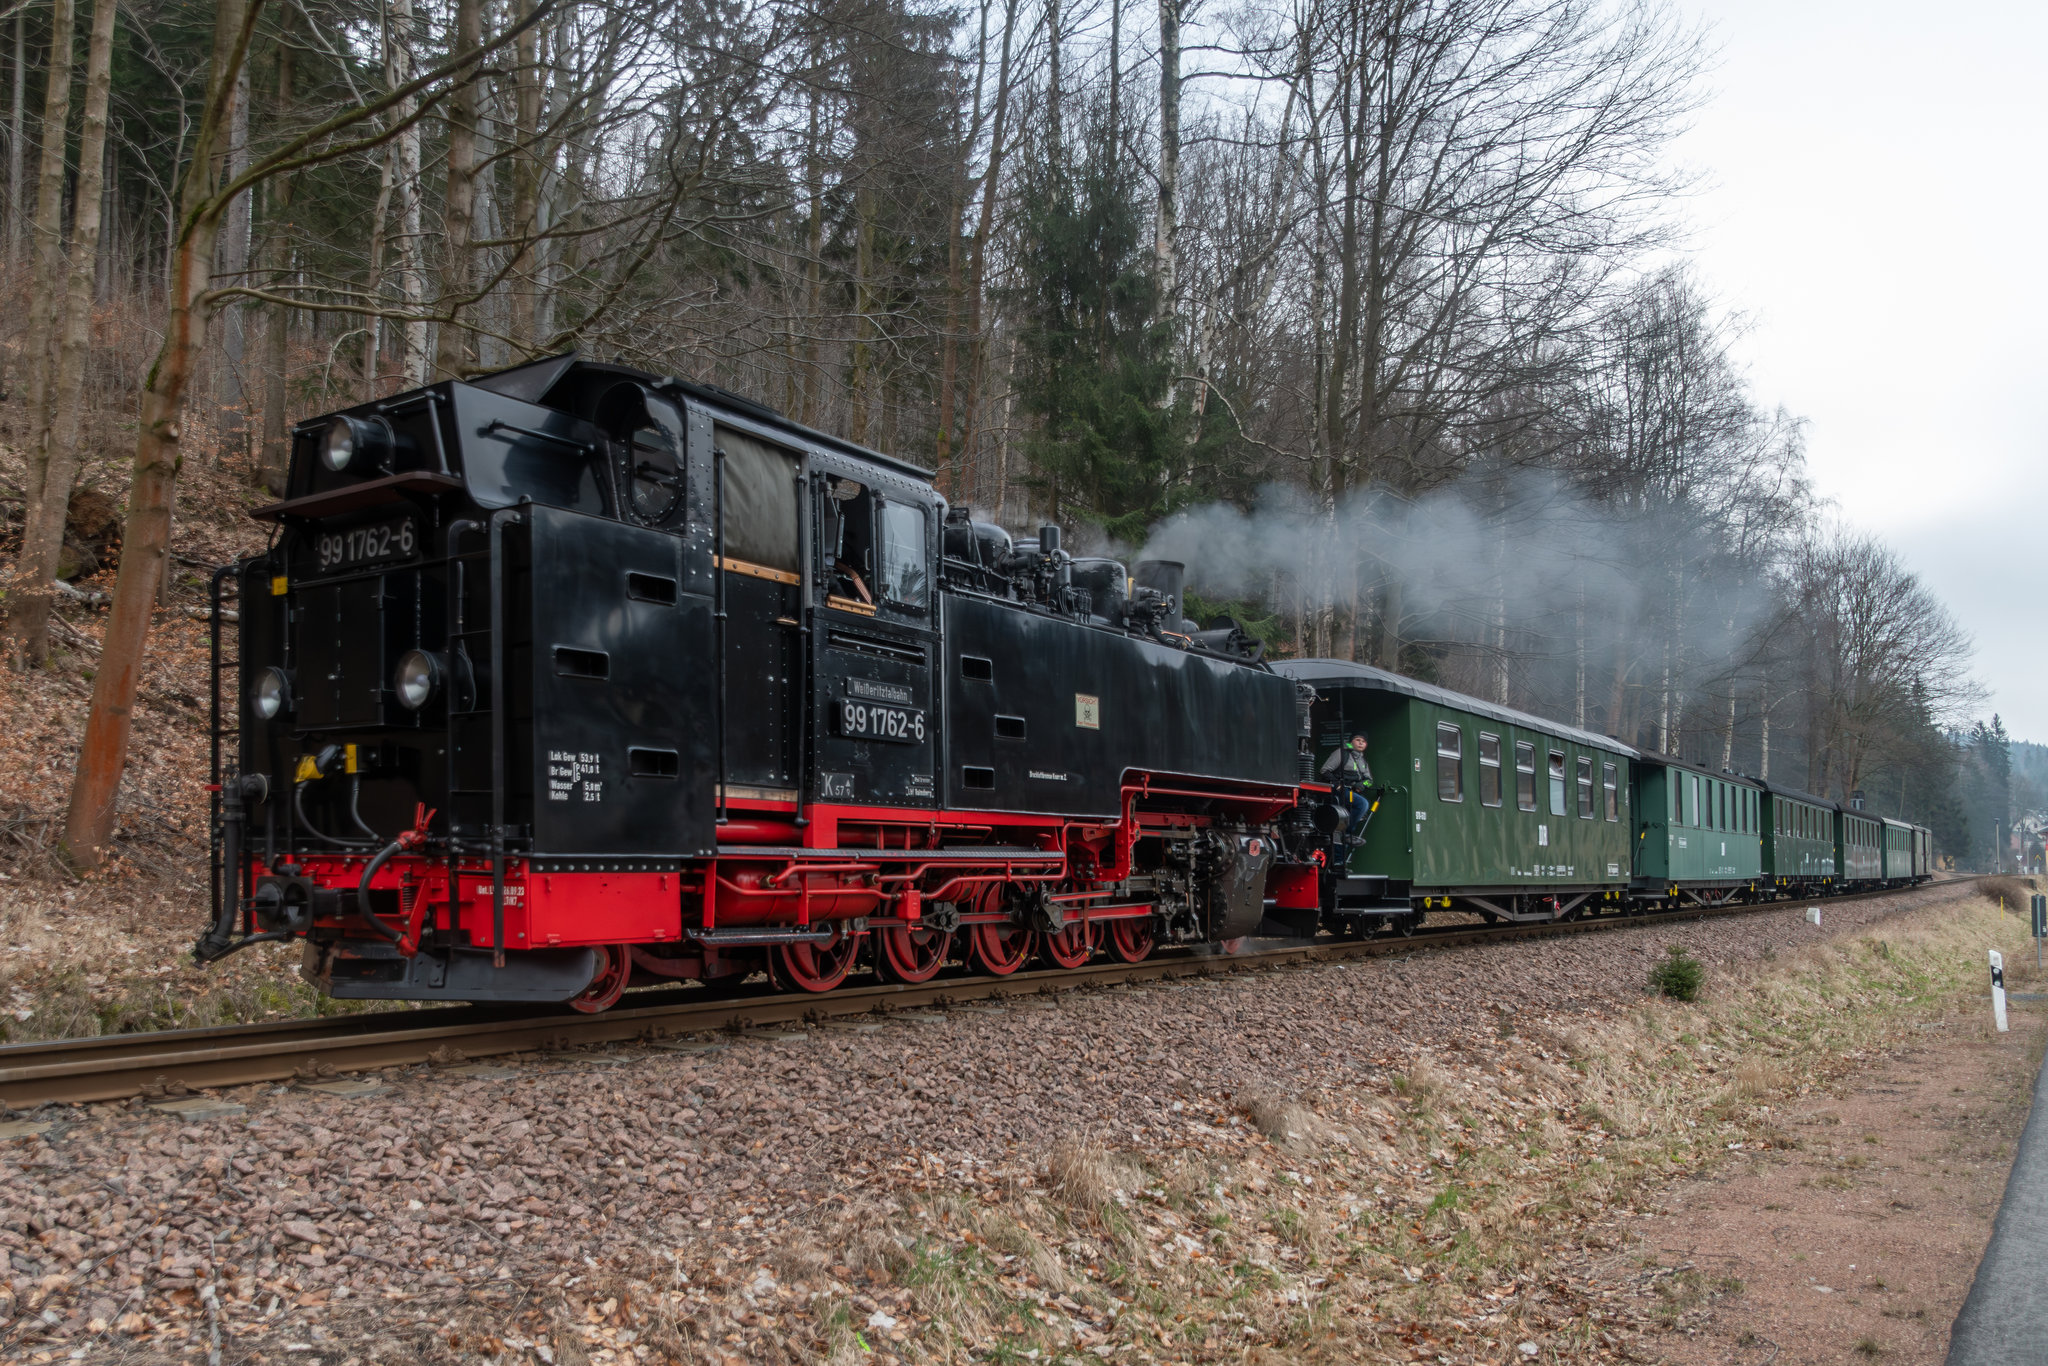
[199, 353, 1322, 1010]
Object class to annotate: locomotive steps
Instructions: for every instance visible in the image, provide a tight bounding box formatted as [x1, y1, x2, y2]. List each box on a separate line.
[0, 879, 1980, 1108]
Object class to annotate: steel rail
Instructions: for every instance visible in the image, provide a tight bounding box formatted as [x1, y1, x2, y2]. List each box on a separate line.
[0, 879, 1980, 1107]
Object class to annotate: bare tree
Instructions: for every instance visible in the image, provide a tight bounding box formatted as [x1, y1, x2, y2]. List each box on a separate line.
[62, 0, 561, 867]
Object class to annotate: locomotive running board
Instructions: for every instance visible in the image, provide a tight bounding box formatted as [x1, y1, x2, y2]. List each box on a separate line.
[713, 845, 1064, 861]
[688, 926, 847, 946]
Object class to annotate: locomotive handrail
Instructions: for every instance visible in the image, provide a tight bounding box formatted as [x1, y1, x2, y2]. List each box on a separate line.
[713, 443, 728, 826]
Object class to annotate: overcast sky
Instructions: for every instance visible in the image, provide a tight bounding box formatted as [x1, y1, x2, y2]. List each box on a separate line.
[1671, 0, 2048, 739]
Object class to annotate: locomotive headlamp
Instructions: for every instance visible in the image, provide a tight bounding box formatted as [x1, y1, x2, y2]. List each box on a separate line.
[320, 414, 392, 473]
[252, 666, 293, 720]
[394, 649, 445, 710]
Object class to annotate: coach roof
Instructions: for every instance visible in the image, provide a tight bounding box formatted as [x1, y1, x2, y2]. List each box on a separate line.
[1273, 658, 1640, 760]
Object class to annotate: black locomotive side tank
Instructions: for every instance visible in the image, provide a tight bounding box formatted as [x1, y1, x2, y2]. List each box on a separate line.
[942, 592, 1301, 816]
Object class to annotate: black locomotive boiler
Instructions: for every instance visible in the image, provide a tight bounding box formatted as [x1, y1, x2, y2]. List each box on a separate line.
[200, 353, 1318, 1010]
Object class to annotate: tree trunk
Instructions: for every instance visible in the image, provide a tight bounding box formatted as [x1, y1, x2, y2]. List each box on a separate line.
[20, 0, 78, 462]
[7, 8, 23, 268]
[956, 0, 1018, 476]
[217, 64, 252, 461]
[433, 0, 482, 380]
[392, 0, 427, 385]
[846, 179, 876, 444]
[1153, 0, 1178, 332]
[1574, 576, 1587, 730]
[1720, 687, 1736, 770]
[8, 0, 78, 666]
[1376, 577, 1401, 672]
[258, 24, 297, 493]
[798, 46, 823, 426]
[360, 143, 395, 400]
[505, 0, 542, 355]
[1757, 681, 1771, 780]
[64, 0, 248, 868]
[8, 0, 115, 667]
[1044, 0, 1063, 171]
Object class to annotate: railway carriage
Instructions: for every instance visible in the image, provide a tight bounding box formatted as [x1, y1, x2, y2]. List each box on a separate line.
[1880, 818, 1917, 884]
[1270, 661, 1635, 929]
[1629, 760, 1763, 905]
[1762, 783, 1837, 896]
[1840, 809, 1883, 885]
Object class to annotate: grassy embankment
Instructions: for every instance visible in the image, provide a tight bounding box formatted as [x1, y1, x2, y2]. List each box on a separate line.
[803, 892, 2038, 1365]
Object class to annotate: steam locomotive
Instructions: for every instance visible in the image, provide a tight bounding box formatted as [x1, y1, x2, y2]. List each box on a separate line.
[198, 354, 1931, 1011]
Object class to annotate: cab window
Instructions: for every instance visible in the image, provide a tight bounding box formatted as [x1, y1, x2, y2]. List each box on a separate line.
[877, 501, 929, 610]
[597, 385, 687, 526]
[717, 424, 801, 575]
[821, 478, 877, 608]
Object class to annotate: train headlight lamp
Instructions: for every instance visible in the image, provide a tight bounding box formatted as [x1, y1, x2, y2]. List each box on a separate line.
[394, 650, 444, 710]
[320, 414, 394, 474]
[320, 417, 359, 472]
[252, 666, 293, 720]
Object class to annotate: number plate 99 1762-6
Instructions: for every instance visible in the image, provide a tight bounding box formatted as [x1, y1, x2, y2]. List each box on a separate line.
[313, 517, 418, 573]
[835, 700, 927, 744]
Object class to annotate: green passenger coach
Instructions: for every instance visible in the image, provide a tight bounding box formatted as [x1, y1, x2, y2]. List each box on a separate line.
[1880, 818, 1915, 883]
[1630, 759, 1764, 904]
[1273, 660, 1635, 927]
[1841, 809, 1882, 883]
[1762, 782, 1838, 895]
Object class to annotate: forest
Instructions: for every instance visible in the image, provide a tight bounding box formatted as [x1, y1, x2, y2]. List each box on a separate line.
[0, 0, 2006, 865]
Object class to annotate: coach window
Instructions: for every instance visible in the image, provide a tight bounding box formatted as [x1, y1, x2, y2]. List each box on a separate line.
[876, 500, 929, 611]
[1548, 750, 1566, 815]
[1689, 774, 1701, 827]
[1478, 733, 1502, 807]
[1515, 742, 1537, 811]
[1436, 724, 1464, 802]
[1603, 762, 1619, 821]
[1576, 756, 1594, 819]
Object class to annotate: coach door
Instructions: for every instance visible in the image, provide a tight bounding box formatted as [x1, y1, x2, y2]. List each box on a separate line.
[810, 468, 939, 810]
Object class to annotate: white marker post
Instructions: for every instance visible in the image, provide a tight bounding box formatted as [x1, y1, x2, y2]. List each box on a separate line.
[1990, 950, 2009, 1033]
[1806, 906, 1822, 926]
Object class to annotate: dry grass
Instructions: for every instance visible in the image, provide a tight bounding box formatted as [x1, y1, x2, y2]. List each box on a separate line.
[1241, 1091, 1350, 1152]
[1044, 1138, 1143, 1211]
[786, 895, 2035, 1364]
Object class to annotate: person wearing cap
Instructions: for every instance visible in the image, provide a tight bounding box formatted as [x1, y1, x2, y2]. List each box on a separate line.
[1320, 733, 1374, 843]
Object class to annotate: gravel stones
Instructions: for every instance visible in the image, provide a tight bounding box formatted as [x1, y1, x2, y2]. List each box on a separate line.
[0, 883, 1976, 1360]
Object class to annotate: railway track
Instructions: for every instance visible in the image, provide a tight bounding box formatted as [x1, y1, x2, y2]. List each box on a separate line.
[0, 879, 1979, 1108]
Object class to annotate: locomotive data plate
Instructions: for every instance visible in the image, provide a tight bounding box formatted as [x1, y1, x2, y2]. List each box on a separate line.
[312, 516, 419, 574]
[834, 700, 927, 744]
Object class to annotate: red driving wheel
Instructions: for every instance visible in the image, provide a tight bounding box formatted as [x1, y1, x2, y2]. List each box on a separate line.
[968, 921, 1037, 976]
[1106, 918, 1156, 963]
[568, 944, 631, 1014]
[877, 923, 953, 984]
[1040, 920, 1098, 969]
[775, 933, 862, 993]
